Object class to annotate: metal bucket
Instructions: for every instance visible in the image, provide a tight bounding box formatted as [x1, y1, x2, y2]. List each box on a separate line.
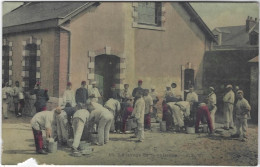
[186, 127, 195, 134]
[79, 142, 91, 150]
[160, 121, 166, 132]
[67, 139, 74, 147]
[203, 125, 208, 133]
[126, 120, 132, 131]
[47, 138, 57, 153]
[91, 133, 98, 144]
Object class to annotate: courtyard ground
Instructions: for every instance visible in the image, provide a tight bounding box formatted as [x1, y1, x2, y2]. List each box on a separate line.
[1, 111, 258, 166]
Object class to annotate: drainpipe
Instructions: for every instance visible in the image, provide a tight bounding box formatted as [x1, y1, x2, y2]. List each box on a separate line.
[59, 26, 71, 82]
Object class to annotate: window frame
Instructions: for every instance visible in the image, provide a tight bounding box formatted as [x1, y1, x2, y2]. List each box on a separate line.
[132, 2, 165, 31]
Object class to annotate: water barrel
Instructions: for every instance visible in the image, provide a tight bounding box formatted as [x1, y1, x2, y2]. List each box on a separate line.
[160, 121, 166, 132]
[47, 138, 57, 153]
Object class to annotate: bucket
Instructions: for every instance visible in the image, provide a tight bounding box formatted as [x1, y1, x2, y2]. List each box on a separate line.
[67, 139, 73, 147]
[79, 142, 91, 150]
[160, 121, 166, 132]
[186, 127, 195, 134]
[203, 125, 208, 133]
[126, 120, 132, 131]
[91, 133, 98, 144]
[129, 118, 137, 129]
[81, 147, 94, 155]
[47, 138, 57, 153]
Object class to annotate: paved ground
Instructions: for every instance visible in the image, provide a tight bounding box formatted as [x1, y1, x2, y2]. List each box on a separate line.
[1, 112, 258, 165]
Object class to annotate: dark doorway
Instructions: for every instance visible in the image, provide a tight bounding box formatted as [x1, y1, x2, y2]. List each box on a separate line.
[95, 54, 120, 102]
[184, 69, 195, 90]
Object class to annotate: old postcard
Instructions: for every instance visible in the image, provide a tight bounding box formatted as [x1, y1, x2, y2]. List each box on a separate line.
[1, 1, 259, 165]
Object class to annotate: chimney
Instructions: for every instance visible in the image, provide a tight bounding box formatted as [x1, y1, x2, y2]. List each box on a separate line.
[246, 16, 257, 32]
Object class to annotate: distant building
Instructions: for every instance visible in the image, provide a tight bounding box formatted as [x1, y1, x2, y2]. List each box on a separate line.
[3, 2, 216, 108]
[204, 16, 259, 122]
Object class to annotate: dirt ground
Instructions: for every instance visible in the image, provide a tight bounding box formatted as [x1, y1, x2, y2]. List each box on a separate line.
[1, 111, 258, 166]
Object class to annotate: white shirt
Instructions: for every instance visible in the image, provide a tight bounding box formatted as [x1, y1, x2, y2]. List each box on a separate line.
[73, 109, 90, 124]
[63, 89, 76, 107]
[104, 98, 121, 113]
[2, 86, 13, 100]
[31, 111, 55, 130]
[143, 95, 153, 114]
[186, 92, 198, 103]
[88, 87, 101, 102]
[175, 101, 190, 117]
[208, 92, 217, 105]
[13, 86, 23, 95]
[120, 89, 131, 99]
[88, 106, 113, 124]
[236, 98, 251, 118]
[132, 97, 145, 124]
[149, 91, 158, 101]
[223, 90, 235, 104]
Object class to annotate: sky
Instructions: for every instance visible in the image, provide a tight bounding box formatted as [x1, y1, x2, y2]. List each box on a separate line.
[2, 1, 259, 30]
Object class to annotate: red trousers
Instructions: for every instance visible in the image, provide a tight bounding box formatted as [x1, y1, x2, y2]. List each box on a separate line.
[32, 128, 43, 151]
[144, 114, 151, 129]
[195, 106, 213, 133]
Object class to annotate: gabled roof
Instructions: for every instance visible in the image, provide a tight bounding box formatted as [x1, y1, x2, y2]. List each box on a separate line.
[3, 2, 88, 27]
[3, 2, 97, 34]
[212, 22, 259, 48]
[180, 3, 217, 43]
[3, 2, 216, 42]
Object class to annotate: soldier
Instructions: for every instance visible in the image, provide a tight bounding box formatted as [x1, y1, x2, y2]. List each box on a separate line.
[167, 101, 190, 132]
[104, 97, 121, 132]
[231, 90, 251, 142]
[143, 89, 153, 130]
[71, 104, 90, 155]
[62, 82, 76, 108]
[88, 81, 102, 104]
[207, 87, 217, 130]
[2, 82, 13, 119]
[75, 81, 88, 105]
[120, 84, 132, 102]
[223, 85, 235, 130]
[130, 90, 145, 142]
[132, 80, 144, 106]
[31, 107, 62, 154]
[13, 81, 25, 117]
[30, 82, 49, 113]
[87, 102, 113, 146]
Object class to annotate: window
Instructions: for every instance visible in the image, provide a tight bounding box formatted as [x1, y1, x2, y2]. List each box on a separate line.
[2, 46, 9, 84]
[24, 44, 37, 91]
[137, 2, 162, 26]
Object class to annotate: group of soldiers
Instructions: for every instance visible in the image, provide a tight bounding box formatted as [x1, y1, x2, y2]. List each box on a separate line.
[162, 83, 251, 142]
[2, 79, 252, 155]
[2, 81, 49, 118]
[29, 79, 158, 155]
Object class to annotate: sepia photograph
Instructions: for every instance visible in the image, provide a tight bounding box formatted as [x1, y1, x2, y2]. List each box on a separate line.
[1, 1, 259, 165]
